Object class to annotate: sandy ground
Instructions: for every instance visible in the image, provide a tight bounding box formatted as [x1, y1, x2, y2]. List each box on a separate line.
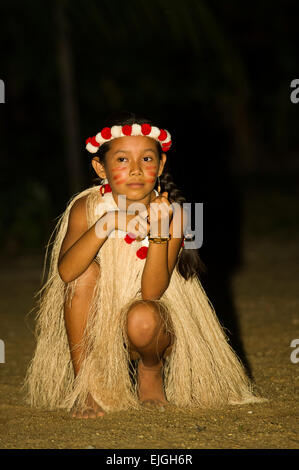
[0, 186, 298, 450]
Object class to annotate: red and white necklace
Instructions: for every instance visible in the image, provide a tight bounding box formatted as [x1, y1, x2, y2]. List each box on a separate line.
[96, 183, 150, 260]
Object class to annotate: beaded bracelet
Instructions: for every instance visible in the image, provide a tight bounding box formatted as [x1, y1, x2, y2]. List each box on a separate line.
[148, 236, 171, 244]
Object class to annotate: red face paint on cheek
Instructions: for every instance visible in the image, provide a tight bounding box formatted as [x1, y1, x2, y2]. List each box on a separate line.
[112, 170, 127, 182]
[111, 167, 124, 172]
[145, 178, 156, 184]
[114, 178, 127, 185]
[146, 165, 157, 170]
[112, 171, 127, 184]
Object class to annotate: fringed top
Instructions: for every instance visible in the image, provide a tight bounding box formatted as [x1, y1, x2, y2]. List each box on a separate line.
[24, 185, 263, 412]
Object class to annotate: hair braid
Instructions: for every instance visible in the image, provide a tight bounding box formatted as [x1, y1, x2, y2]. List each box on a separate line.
[160, 170, 205, 280]
[160, 172, 186, 205]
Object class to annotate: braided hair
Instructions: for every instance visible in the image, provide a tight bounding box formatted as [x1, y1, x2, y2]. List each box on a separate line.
[90, 111, 205, 281]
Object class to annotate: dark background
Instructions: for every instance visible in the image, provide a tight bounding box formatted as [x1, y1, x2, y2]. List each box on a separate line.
[0, 0, 298, 366]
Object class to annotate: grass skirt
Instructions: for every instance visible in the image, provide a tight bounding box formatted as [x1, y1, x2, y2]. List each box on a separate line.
[23, 185, 263, 412]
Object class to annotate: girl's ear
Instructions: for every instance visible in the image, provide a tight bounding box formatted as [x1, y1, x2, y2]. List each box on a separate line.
[158, 153, 167, 176]
[91, 157, 106, 179]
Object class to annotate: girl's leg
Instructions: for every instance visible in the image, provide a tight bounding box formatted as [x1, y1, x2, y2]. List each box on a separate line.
[64, 261, 104, 419]
[126, 301, 173, 405]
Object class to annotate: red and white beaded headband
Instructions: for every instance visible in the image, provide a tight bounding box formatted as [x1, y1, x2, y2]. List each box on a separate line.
[85, 123, 172, 153]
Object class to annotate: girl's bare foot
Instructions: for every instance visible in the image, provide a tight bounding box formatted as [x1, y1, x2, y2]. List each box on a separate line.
[71, 393, 105, 419]
[137, 359, 168, 407]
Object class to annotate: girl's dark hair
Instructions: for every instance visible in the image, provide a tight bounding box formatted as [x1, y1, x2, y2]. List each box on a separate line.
[91, 111, 205, 281]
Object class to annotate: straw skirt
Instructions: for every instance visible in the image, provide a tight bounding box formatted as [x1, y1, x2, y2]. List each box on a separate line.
[24, 185, 262, 413]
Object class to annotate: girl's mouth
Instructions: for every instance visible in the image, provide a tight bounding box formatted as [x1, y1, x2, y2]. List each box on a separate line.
[126, 183, 144, 188]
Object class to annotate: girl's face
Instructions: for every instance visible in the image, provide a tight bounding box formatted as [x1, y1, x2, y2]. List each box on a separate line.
[95, 136, 166, 204]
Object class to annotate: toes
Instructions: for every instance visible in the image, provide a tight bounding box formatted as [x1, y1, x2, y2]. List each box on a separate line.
[83, 408, 97, 419]
[141, 399, 166, 407]
[71, 408, 96, 419]
[142, 399, 156, 405]
[71, 409, 81, 418]
[70, 403, 105, 419]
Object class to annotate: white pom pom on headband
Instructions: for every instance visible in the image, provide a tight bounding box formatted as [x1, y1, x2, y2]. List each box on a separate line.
[85, 123, 172, 154]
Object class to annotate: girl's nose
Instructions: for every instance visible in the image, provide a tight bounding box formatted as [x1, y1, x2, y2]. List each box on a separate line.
[129, 163, 142, 175]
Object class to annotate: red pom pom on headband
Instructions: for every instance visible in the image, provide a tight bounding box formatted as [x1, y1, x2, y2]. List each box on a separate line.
[101, 127, 112, 139]
[141, 123, 151, 135]
[122, 125, 132, 136]
[85, 123, 172, 154]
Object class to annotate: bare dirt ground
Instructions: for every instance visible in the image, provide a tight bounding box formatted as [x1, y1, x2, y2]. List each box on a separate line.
[0, 183, 298, 449]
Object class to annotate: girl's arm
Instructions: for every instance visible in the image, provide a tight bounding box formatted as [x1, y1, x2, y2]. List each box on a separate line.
[141, 205, 185, 300]
[58, 196, 112, 282]
[58, 196, 146, 283]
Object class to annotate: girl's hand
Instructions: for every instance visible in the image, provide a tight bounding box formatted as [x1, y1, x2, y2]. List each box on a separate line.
[147, 191, 173, 238]
[113, 210, 149, 240]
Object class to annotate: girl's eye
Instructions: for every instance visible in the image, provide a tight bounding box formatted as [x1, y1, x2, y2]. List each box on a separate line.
[117, 157, 127, 162]
[143, 156, 153, 162]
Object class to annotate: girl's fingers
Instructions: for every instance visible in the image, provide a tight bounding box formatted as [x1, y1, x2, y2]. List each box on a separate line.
[126, 203, 172, 238]
[149, 202, 171, 219]
[139, 209, 149, 223]
[131, 215, 148, 238]
[152, 190, 168, 203]
[147, 205, 172, 237]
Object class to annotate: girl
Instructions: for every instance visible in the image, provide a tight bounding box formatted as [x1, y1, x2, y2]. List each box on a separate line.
[24, 112, 262, 419]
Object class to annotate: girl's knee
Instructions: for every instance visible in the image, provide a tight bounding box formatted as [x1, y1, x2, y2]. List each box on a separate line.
[127, 300, 161, 337]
